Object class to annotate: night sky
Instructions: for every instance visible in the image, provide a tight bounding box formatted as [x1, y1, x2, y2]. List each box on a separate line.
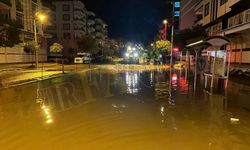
[47, 0, 171, 45]
[84, 0, 171, 44]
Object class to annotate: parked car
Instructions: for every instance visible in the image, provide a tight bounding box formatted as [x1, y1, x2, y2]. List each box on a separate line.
[74, 57, 83, 64]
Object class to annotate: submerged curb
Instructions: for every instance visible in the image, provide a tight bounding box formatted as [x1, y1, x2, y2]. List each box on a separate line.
[0, 68, 97, 90]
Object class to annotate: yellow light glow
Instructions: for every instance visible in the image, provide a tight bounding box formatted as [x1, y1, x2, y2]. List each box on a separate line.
[36, 12, 47, 23]
[38, 14, 47, 23]
[41, 105, 46, 109]
[46, 119, 53, 124]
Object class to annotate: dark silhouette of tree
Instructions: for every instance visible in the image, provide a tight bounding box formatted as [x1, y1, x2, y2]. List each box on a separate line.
[77, 36, 98, 54]
[175, 25, 208, 51]
[0, 19, 21, 47]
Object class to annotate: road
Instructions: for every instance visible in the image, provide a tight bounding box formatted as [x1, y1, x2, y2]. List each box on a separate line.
[0, 68, 250, 150]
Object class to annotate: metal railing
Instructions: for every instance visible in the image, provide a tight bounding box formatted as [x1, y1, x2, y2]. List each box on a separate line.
[228, 8, 250, 28]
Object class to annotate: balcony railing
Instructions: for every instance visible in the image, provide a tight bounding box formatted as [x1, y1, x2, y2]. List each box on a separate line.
[0, 0, 11, 6]
[228, 9, 250, 28]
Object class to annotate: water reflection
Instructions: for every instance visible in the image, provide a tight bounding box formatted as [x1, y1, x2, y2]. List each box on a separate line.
[125, 72, 139, 94]
[0, 69, 250, 149]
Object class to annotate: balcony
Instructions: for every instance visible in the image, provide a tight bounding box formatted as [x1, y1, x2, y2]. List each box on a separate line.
[224, 8, 250, 35]
[87, 11, 95, 17]
[0, 0, 11, 6]
[87, 20, 95, 26]
[73, 1, 85, 9]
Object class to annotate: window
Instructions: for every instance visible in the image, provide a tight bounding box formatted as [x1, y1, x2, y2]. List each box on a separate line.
[62, 4, 70, 11]
[63, 33, 71, 39]
[63, 23, 70, 30]
[220, 0, 228, 6]
[63, 14, 70, 21]
[246, 9, 250, 23]
[204, 3, 210, 16]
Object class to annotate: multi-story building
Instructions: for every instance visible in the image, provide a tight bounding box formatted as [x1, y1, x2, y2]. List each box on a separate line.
[95, 18, 108, 46]
[86, 11, 96, 39]
[0, 0, 48, 40]
[52, 0, 88, 50]
[180, 0, 200, 30]
[192, 0, 250, 63]
[0, 0, 50, 62]
[173, 0, 180, 32]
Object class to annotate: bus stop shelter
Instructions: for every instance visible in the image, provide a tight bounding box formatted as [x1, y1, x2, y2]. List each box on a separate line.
[186, 36, 232, 94]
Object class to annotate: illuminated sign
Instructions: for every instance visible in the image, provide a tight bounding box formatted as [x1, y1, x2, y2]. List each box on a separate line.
[175, 2, 180, 8]
[175, 11, 180, 17]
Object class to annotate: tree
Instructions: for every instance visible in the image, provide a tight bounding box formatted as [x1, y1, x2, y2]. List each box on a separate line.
[155, 40, 171, 52]
[149, 40, 171, 59]
[23, 41, 38, 66]
[77, 36, 98, 54]
[50, 43, 63, 63]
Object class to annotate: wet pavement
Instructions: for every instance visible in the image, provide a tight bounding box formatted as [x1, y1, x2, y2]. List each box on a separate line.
[0, 69, 250, 150]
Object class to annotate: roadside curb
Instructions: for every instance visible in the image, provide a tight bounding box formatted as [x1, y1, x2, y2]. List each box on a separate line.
[0, 67, 98, 90]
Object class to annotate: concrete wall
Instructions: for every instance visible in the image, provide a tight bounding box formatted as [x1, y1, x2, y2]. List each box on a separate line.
[0, 47, 47, 63]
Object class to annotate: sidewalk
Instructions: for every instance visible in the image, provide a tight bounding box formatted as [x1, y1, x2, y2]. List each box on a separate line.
[0, 63, 94, 88]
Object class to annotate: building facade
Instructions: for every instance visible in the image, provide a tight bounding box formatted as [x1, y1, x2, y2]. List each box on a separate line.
[51, 0, 88, 50]
[173, 0, 180, 32]
[86, 11, 96, 39]
[180, 0, 200, 30]
[0, 0, 49, 62]
[95, 18, 108, 46]
[193, 0, 250, 63]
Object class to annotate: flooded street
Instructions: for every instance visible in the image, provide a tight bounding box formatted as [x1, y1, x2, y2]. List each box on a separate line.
[0, 69, 250, 150]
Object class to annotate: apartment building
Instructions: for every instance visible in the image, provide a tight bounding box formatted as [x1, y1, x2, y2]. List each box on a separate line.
[87, 11, 96, 39]
[52, 0, 88, 50]
[0, 0, 47, 40]
[0, 0, 50, 62]
[95, 18, 108, 46]
[193, 0, 250, 63]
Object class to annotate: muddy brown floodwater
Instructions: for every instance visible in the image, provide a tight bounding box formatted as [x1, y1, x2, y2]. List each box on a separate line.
[0, 69, 250, 150]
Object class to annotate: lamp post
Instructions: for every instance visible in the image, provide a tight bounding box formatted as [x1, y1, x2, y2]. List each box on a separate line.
[163, 19, 168, 41]
[34, 12, 47, 68]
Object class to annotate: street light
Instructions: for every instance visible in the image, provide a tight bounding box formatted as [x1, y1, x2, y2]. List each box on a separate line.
[134, 52, 139, 58]
[34, 12, 47, 68]
[163, 19, 168, 25]
[162, 19, 168, 41]
[125, 53, 130, 58]
[127, 46, 132, 51]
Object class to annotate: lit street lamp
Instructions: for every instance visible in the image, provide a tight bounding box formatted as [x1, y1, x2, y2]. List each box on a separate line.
[162, 19, 168, 41]
[34, 12, 47, 68]
[163, 19, 168, 25]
